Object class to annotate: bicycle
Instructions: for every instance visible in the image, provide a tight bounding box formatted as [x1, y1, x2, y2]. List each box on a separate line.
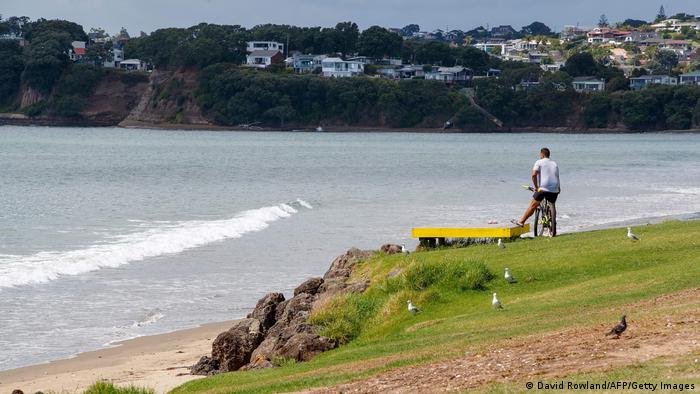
[522, 185, 557, 237]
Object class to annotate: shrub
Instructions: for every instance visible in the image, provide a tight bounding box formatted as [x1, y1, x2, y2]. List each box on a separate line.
[21, 100, 48, 117]
[83, 381, 154, 394]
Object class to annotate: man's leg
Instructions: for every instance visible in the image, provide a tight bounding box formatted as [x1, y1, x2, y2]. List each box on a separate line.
[517, 199, 539, 226]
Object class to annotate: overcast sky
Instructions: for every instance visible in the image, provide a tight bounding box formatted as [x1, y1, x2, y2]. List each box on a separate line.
[2, 0, 698, 36]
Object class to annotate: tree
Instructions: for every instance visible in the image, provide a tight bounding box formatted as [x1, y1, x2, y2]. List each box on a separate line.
[0, 40, 24, 106]
[564, 52, 598, 77]
[358, 26, 402, 59]
[335, 21, 359, 55]
[401, 24, 420, 37]
[655, 49, 679, 72]
[598, 14, 609, 28]
[414, 41, 454, 66]
[521, 21, 552, 36]
[621, 19, 648, 28]
[656, 5, 666, 22]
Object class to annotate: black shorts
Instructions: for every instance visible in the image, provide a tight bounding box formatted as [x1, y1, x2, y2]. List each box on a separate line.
[533, 190, 559, 204]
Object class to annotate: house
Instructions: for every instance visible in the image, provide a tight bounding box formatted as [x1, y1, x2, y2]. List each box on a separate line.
[490, 25, 517, 38]
[247, 41, 284, 54]
[624, 31, 659, 43]
[474, 40, 506, 56]
[290, 54, 325, 73]
[629, 75, 678, 90]
[119, 59, 145, 71]
[397, 65, 426, 79]
[560, 25, 592, 41]
[424, 66, 472, 84]
[572, 77, 605, 92]
[540, 63, 563, 72]
[651, 19, 700, 33]
[346, 56, 374, 65]
[70, 41, 87, 62]
[586, 28, 629, 44]
[103, 48, 124, 68]
[486, 68, 502, 77]
[321, 58, 364, 77]
[679, 71, 700, 85]
[246, 50, 284, 68]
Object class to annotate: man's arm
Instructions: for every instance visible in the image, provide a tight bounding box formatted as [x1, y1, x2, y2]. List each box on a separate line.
[531, 169, 539, 191]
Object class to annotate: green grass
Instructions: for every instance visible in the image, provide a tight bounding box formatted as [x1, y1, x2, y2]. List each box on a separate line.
[172, 220, 700, 394]
[83, 381, 154, 394]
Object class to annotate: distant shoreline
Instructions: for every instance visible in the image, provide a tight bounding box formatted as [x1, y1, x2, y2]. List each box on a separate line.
[3, 115, 700, 134]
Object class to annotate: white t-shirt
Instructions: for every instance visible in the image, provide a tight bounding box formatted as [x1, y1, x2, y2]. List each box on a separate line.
[533, 158, 560, 193]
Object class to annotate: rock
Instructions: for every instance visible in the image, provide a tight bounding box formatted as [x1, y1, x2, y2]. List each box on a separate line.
[12, 390, 24, 394]
[251, 293, 316, 361]
[294, 277, 324, 296]
[323, 248, 372, 281]
[380, 244, 403, 255]
[211, 318, 265, 372]
[240, 355, 274, 371]
[190, 355, 220, 376]
[276, 333, 337, 361]
[247, 292, 285, 332]
[346, 279, 370, 293]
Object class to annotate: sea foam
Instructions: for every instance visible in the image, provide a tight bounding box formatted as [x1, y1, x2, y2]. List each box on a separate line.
[0, 203, 300, 288]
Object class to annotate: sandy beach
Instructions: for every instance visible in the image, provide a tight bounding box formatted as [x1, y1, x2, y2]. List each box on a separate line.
[0, 320, 235, 394]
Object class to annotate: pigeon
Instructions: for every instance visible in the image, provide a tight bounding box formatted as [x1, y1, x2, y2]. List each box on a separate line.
[401, 243, 410, 254]
[504, 267, 516, 283]
[606, 315, 627, 338]
[407, 300, 421, 313]
[498, 239, 506, 249]
[492, 293, 503, 309]
[627, 227, 639, 241]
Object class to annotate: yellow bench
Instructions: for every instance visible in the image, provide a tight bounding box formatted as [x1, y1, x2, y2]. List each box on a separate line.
[412, 224, 530, 247]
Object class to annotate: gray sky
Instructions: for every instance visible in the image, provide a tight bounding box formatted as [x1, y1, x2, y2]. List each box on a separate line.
[2, 0, 698, 36]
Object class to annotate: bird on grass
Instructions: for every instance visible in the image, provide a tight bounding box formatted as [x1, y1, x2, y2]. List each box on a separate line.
[407, 300, 421, 314]
[627, 227, 639, 241]
[498, 239, 506, 249]
[606, 315, 627, 338]
[492, 293, 503, 309]
[401, 243, 410, 254]
[504, 268, 516, 283]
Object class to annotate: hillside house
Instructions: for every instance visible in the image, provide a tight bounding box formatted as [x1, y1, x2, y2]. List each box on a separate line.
[572, 76, 605, 92]
[629, 75, 678, 90]
[321, 58, 364, 77]
[246, 50, 283, 68]
[425, 66, 472, 84]
[119, 59, 145, 71]
[290, 54, 326, 73]
[69, 41, 86, 62]
[679, 71, 700, 85]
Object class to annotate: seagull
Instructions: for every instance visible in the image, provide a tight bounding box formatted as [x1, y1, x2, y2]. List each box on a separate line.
[492, 293, 503, 309]
[498, 239, 506, 249]
[407, 300, 421, 313]
[627, 227, 639, 241]
[504, 268, 516, 283]
[401, 243, 410, 254]
[606, 315, 627, 338]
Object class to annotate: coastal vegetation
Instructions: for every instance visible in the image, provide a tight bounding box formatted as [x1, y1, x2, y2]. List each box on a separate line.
[170, 220, 700, 393]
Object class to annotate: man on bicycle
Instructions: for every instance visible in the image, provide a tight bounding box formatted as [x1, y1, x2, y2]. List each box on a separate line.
[513, 147, 560, 227]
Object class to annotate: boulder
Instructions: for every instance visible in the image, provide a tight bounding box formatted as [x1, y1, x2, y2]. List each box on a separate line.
[190, 355, 220, 376]
[323, 248, 372, 281]
[211, 318, 264, 372]
[12, 390, 24, 394]
[240, 355, 274, 371]
[247, 292, 285, 332]
[293, 277, 324, 296]
[251, 293, 316, 360]
[276, 333, 338, 361]
[380, 244, 403, 254]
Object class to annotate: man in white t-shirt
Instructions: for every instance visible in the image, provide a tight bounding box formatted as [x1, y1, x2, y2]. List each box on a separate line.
[513, 147, 560, 227]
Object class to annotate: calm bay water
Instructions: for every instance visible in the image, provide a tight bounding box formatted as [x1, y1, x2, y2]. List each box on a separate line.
[1, 126, 699, 370]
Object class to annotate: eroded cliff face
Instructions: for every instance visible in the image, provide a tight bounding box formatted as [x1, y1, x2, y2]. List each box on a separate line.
[120, 69, 210, 127]
[79, 73, 149, 124]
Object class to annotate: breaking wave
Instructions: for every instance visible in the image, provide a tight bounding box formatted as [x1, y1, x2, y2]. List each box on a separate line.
[0, 203, 302, 288]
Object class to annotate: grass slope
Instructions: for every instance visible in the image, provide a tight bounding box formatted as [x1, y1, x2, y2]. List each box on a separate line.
[172, 220, 700, 394]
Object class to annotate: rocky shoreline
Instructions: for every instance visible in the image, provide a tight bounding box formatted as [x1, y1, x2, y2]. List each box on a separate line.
[189, 247, 379, 375]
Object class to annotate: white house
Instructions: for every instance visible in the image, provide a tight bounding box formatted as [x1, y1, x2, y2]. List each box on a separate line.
[321, 58, 364, 77]
[246, 50, 283, 68]
[104, 48, 124, 68]
[425, 66, 472, 83]
[246, 41, 285, 54]
[572, 76, 605, 93]
[119, 59, 145, 71]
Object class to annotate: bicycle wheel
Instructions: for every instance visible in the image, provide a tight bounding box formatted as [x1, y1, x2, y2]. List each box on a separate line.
[548, 204, 557, 237]
[533, 207, 541, 237]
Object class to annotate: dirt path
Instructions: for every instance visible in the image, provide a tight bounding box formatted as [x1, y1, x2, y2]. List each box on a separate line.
[301, 289, 700, 393]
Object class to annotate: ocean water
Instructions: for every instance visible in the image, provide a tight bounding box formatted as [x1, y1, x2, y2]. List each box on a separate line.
[1, 126, 699, 371]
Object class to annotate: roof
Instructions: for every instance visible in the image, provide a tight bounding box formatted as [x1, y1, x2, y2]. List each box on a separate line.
[630, 74, 674, 80]
[121, 59, 142, 65]
[573, 76, 605, 83]
[73, 47, 86, 55]
[437, 66, 471, 73]
[680, 71, 700, 77]
[248, 50, 281, 57]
